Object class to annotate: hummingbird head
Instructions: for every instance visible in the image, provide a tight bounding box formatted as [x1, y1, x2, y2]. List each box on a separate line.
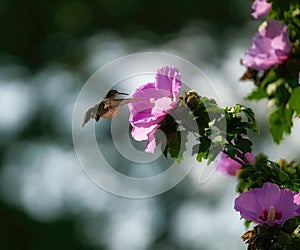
[105, 90, 129, 99]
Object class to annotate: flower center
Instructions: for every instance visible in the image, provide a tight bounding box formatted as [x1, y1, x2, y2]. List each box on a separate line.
[259, 205, 282, 222]
[267, 205, 275, 221]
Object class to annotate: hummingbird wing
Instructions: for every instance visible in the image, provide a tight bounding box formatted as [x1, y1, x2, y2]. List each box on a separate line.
[81, 102, 101, 128]
[101, 108, 120, 118]
[82, 98, 139, 127]
[94, 98, 138, 120]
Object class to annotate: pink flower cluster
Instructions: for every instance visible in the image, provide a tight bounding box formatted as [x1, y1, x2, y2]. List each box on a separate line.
[251, 0, 272, 19]
[128, 66, 181, 153]
[243, 20, 291, 70]
[216, 152, 255, 176]
[243, 1, 292, 70]
[235, 182, 300, 227]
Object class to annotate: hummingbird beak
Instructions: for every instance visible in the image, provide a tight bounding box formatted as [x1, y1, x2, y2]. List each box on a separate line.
[117, 92, 129, 95]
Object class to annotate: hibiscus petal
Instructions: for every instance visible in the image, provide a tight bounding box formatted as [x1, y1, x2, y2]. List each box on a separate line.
[242, 20, 291, 70]
[145, 128, 157, 153]
[251, 0, 272, 19]
[129, 66, 182, 153]
[131, 124, 158, 141]
[151, 97, 173, 115]
[234, 182, 300, 226]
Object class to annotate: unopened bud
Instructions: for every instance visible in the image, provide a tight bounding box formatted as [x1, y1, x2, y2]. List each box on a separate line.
[184, 90, 200, 110]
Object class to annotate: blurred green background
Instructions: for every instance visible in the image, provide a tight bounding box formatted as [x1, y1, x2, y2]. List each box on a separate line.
[1, 0, 299, 249]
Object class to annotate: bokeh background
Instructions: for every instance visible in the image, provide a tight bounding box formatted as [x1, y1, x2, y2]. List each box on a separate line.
[0, 0, 299, 249]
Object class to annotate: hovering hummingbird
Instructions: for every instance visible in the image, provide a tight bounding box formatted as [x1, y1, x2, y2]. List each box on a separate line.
[82, 90, 138, 128]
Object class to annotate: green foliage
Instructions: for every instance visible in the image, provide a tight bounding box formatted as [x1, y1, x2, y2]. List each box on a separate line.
[237, 155, 300, 193]
[190, 96, 226, 164]
[246, 68, 298, 143]
[269, 105, 293, 143]
[242, 220, 300, 250]
[220, 105, 257, 165]
[243, 1, 300, 144]
[246, 87, 268, 100]
[159, 90, 258, 165]
[155, 114, 187, 163]
[288, 87, 300, 115]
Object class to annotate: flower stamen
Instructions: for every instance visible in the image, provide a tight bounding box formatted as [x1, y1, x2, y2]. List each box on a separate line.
[267, 205, 275, 221]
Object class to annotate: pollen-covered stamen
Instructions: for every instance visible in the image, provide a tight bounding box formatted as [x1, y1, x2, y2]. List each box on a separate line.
[267, 205, 275, 221]
[259, 205, 282, 222]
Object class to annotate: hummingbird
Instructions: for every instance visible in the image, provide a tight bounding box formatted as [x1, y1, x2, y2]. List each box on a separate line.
[82, 90, 137, 128]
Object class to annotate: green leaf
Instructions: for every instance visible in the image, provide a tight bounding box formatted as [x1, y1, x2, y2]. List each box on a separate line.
[193, 136, 211, 162]
[156, 113, 188, 162]
[246, 87, 268, 100]
[236, 159, 300, 194]
[170, 131, 186, 162]
[161, 130, 188, 163]
[225, 143, 237, 158]
[261, 68, 277, 86]
[274, 83, 291, 106]
[269, 105, 293, 143]
[269, 162, 289, 182]
[282, 219, 298, 234]
[196, 151, 207, 162]
[235, 137, 253, 153]
[288, 86, 300, 115]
